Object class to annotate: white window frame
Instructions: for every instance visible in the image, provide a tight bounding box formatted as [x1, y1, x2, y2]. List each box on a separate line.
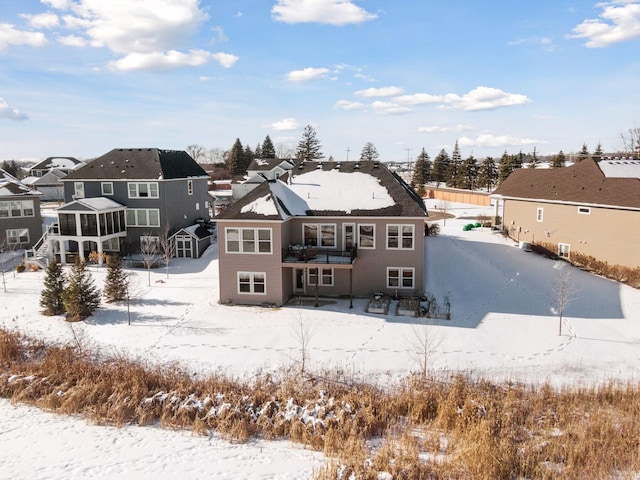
[343, 223, 355, 250]
[386, 224, 415, 250]
[225, 227, 272, 254]
[74, 182, 85, 199]
[358, 224, 376, 249]
[303, 223, 336, 248]
[558, 243, 570, 259]
[386, 267, 415, 289]
[128, 182, 159, 199]
[102, 238, 120, 252]
[237, 272, 266, 295]
[101, 182, 114, 195]
[140, 235, 160, 248]
[6, 228, 29, 245]
[126, 208, 160, 227]
[307, 267, 334, 287]
[536, 207, 544, 222]
[187, 180, 193, 196]
[0, 200, 34, 218]
[578, 206, 591, 215]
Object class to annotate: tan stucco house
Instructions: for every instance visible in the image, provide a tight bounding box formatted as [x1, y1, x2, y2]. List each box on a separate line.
[492, 158, 640, 268]
[216, 161, 428, 306]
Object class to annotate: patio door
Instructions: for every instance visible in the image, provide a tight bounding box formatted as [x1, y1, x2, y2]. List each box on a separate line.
[175, 235, 192, 258]
[293, 268, 305, 294]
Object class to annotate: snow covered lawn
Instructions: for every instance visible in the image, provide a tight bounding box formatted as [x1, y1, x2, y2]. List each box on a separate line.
[2, 202, 640, 478]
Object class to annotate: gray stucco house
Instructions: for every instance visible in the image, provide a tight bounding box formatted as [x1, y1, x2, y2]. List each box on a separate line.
[32, 148, 212, 264]
[0, 169, 43, 250]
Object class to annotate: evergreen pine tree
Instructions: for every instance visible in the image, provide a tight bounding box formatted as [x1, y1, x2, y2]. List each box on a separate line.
[359, 142, 380, 162]
[477, 157, 497, 191]
[528, 147, 539, 168]
[39, 260, 66, 315]
[295, 125, 323, 162]
[242, 144, 254, 172]
[551, 150, 566, 168]
[432, 149, 449, 187]
[227, 138, 245, 175]
[578, 143, 590, 161]
[61, 257, 101, 321]
[593, 142, 604, 158]
[261, 135, 276, 159]
[446, 140, 462, 187]
[103, 255, 128, 303]
[411, 148, 431, 195]
[498, 151, 514, 183]
[460, 155, 478, 190]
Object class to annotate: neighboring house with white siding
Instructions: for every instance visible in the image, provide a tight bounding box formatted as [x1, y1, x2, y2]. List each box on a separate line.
[216, 161, 428, 306]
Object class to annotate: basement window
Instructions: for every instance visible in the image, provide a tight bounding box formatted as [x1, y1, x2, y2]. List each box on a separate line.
[578, 207, 591, 215]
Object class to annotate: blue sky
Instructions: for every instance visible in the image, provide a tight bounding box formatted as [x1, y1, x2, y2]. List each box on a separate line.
[1, 0, 639, 163]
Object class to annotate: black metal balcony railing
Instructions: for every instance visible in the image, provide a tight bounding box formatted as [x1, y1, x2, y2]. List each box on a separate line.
[282, 245, 357, 264]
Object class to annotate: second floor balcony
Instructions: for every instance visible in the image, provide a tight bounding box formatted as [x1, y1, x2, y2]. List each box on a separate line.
[282, 244, 357, 265]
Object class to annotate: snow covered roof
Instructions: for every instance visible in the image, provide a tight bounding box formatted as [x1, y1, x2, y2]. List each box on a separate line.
[57, 197, 125, 212]
[218, 161, 427, 221]
[0, 169, 42, 197]
[597, 159, 640, 179]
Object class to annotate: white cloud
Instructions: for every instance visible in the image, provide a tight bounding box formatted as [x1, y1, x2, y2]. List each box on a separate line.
[0, 98, 28, 121]
[286, 67, 330, 82]
[370, 101, 411, 115]
[38, 0, 236, 71]
[568, 1, 640, 47]
[109, 49, 237, 72]
[334, 99, 365, 110]
[355, 86, 404, 98]
[0, 23, 47, 50]
[440, 86, 531, 111]
[394, 93, 443, 105]
[266, 118, 300, 131]
[272, 0, 377, 25]
[354, 73, 375, 82]
[418, 124, 473, 133]
[458, 133, 542, 149]
[21, 13, 60, 29]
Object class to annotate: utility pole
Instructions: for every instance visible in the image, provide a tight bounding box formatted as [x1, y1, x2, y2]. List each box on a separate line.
[405, 148, 413, 172]
[346, 147, 350, 161]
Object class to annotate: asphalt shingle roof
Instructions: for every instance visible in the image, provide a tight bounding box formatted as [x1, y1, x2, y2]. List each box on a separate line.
[493, 158, 640, 209]
[63, 148, 207, 181]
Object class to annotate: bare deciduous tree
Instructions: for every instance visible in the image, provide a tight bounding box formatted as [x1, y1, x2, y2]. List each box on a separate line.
[139, 234, 159, 287]
[158, 224, 174, 280]
[619, 125, 640, 156]
[551, 264, 578, 336]
[408, 322, 441, 380]
[290, 314, 315, 375]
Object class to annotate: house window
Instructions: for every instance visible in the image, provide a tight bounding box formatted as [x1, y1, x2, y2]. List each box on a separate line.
[128, 182, 159, 198]
[187, 180, 193, 195]
[140, 235, 160, 248]
[74, 182, 85, 199]
[0, 200, 34, 218]
[225, 227, 272, 254]
[558, 243, 570, 259]
[578, 207, 591, 215]
[303, 223, 336, 248]
[343, 223, 355, 250]
[308, 268, 334, 286]
[238, 272, 266, 294]
[358, 224, 375, 249]
[6, 228, 29, 245]
[59, 213, 77, 236]
[536, 208, 544, 222]
[386, 224, 414, 250]
[80, 213, 98, 236]
[102, 238, 120, 252]
[387, 267, 415, 289]
[101, 182, 114, 195]
[126, 208, 160, 227]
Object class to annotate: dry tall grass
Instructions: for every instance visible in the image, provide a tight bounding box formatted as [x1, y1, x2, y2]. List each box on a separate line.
[2, 328, 640, 479]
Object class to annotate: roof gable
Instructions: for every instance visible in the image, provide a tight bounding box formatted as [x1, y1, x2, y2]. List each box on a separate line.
[63, 148, 207, 181]
[0, 169, 42, 197]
